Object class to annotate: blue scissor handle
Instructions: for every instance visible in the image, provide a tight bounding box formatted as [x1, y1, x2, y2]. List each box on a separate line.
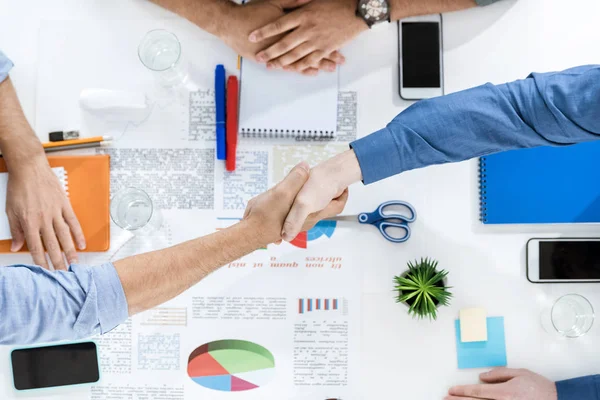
[373, 220, 411, 243]
[358, 201, 416, 243]
[358, 200, 417, 224]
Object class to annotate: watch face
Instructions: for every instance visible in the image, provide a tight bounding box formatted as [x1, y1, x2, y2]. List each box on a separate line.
[360, 0, 389, 22]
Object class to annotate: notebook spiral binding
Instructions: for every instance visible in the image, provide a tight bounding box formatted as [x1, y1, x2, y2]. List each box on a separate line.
[54, 168, 69, 197]
[478, 157, 487, 223]
[241, 128, 335, 139]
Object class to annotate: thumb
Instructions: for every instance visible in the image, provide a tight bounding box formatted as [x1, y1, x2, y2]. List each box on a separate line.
[480, 368, 530, 383]
[275, 162, 310, 200]
[8, 215, 25, 252]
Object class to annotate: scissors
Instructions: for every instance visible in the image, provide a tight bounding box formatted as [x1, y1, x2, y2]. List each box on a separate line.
[327, 200, 417, 243]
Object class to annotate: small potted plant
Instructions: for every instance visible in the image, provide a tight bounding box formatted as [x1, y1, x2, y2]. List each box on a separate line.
[394, 258, 452, 320]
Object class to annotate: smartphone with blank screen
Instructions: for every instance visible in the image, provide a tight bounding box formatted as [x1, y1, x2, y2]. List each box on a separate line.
[398, 15, 444, 100]
[11, 342, 100, 391]
[526, 238, 600, 283]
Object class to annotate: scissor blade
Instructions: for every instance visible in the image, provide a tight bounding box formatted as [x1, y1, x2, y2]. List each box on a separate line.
[325, 215, 359, 222]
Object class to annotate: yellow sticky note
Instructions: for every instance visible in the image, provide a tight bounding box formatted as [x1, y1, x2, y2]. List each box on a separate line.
[460, 308, 488, 343]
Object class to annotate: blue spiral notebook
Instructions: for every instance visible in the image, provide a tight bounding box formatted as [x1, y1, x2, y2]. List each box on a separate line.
[479, 141, 600, 224]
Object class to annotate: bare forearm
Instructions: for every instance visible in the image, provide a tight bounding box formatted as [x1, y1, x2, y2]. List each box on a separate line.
[148, 0, 234, 37]
[390, 0, 477, 20]
[0, 78, 46, 171]
[114, 219, 265, 315]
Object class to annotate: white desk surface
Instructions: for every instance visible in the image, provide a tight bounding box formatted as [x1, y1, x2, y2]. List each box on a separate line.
[1, 0, 600, 398]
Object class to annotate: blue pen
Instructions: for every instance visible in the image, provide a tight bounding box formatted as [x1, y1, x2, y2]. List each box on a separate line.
[215, 64, 226, 160]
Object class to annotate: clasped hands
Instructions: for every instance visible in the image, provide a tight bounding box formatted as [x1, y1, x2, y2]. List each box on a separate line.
[243, 149, 360, 245]
[220, 0, 367, 76]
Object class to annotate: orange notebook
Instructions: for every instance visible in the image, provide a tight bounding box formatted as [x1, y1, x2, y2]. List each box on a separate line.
[0, 155, 110, 252]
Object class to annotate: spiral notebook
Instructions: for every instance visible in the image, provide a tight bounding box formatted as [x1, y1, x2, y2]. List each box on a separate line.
[478, 141, 600, 224]
[0, 155, 110, 252]
[0, 167, 68, 240]
[239, 59, 338, 139]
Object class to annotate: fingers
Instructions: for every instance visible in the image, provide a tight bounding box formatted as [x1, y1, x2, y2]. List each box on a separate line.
[300, 68, 319, 76]
[285, 50, 344, 75]
[320, 189, 348, 218]
[300, 189, 349, 232]
[282, 191, 312, 242]
[290, 50, 326, 72]
[7, 214, 25, 252]
[275, 162, 310, 199]
[23, 225, 48, 269]
[448, 383, 503, 399]
[480, 368, 530, 383]
[317, 58, 337, 72]
[268, 42, 314, 69]
[41, 224, 66, 270]
[63, 207, 86, 250]
[328, 51, 346, 64]
[250, 13, 301, 45]
[272, 0, 313, 9]
[54, 219, 78, 265]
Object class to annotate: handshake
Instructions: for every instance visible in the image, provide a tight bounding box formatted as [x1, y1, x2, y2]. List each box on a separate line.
[215, 0, 368, 76]
[243, 150, 362, 246]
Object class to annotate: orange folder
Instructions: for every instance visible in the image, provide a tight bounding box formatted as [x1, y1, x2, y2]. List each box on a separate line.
[0, 155, 110, 252]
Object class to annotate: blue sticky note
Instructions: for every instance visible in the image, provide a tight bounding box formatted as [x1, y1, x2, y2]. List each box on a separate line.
[455, 316, 507, 369]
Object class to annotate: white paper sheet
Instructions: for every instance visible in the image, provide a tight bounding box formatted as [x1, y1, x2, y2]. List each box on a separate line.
[239, 59, 338, 139]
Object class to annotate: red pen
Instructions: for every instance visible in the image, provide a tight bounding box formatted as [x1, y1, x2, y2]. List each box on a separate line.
[226, 75, 239, 172]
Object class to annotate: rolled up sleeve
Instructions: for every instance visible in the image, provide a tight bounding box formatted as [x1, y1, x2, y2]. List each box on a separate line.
[0, 263, 129, 345]
[0, 50, 14, 83]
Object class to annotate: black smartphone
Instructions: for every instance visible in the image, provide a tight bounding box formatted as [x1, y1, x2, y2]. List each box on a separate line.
[398, 15, 444, 100]
[526, 238, 600, 283]
[11, 342, 100, 391]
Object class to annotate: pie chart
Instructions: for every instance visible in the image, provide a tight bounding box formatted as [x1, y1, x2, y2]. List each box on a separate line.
[290, 220, 337, 249]
[187, 340, 275, 392]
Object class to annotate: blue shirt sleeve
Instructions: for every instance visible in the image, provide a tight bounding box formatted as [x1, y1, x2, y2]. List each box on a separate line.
[0, 263, 129, 345]
[351, 65, 600, 184]
[0, 50, 14, 83]
[556, 375, 600, 400]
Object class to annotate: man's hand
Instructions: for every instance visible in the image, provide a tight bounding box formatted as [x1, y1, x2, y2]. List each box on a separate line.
[281, 150, 361, 242]
[219, 0, 343, 75]
[6, 154, 85, 270]
[446, 368, 558, 400]
[249, 0, 367, 74]
[0, 78, 85, 270]
[244, 162, 348, 245]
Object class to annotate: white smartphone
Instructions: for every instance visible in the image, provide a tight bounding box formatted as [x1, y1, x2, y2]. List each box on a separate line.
[398, 14, 444, 100]
[526, 238, 600, 283]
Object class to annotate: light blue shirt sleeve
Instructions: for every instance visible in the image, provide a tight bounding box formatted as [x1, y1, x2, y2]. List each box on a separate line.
[556, 375, 600, 400]
[0, 50, 14, 83]
[351, 65, 600, 184]
[0, 263, 129, 345]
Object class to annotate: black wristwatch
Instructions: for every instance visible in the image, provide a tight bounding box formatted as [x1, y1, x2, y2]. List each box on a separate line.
[356, 0, 391, 28]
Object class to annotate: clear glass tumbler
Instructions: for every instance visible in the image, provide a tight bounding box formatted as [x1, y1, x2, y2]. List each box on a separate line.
[138, 29, 188, 88]
[541, 294, 595, 338]
[110, 188, 163, 235]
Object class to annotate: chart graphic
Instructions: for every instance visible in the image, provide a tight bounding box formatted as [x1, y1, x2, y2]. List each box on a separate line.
[298, 298, 339, 314]
[187, 340, 275, 392]
[290, 220, 337, 249]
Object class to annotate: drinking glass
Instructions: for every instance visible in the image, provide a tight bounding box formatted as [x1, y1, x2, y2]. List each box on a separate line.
[110, 188, 162, 235]
[138, 29, 188, 88]
[541, 294, 595, 338]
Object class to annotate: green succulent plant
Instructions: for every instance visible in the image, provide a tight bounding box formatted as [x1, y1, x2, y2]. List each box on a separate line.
[394, 258, 452, 320]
